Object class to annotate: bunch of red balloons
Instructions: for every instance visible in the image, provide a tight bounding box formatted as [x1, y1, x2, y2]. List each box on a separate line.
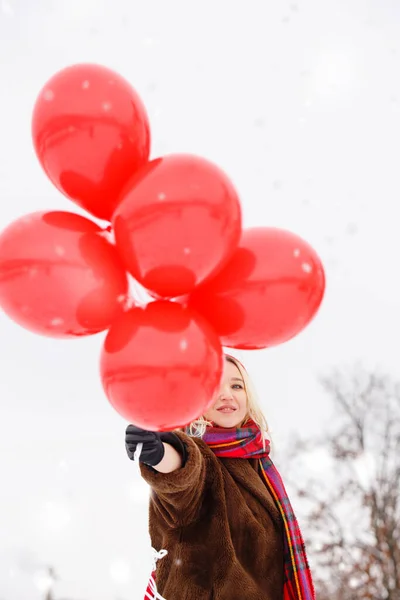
[0, 63, 325, 431]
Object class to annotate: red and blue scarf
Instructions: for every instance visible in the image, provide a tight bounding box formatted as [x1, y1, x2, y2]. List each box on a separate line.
[203, 419, 315, 600]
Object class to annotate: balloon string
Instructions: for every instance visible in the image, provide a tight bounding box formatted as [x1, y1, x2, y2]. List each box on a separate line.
[134, 442, 143, 464]
[99, 226, 150, 309]
[133, 443, 169, 600]
[99, 227, 140, 310]
[100, 225, 115, 243]
[144, 549, 169, 600]
[129, 277, 153, 308]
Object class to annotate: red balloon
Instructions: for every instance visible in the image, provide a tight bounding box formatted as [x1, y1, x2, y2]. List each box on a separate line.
[112, 154, 242, 298]
[0, 211, 128, 337]
[187, 227, 325, 349]
[100, 300, 223, 431]
[32, 64, 150, 221]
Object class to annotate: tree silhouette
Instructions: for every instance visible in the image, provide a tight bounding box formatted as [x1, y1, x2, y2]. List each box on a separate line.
[286, 365, 400, 599]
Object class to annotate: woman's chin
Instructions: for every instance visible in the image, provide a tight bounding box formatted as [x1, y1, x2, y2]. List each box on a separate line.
[212, 413, 243, 428]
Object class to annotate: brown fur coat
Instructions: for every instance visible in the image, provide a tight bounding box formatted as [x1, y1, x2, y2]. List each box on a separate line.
[140, 431, 284, 599]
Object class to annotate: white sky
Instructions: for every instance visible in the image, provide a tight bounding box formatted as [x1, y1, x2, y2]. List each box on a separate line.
[1, 0, 400, 598]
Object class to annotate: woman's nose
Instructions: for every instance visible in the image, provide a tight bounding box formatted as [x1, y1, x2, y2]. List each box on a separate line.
[219, 385, 234, 400]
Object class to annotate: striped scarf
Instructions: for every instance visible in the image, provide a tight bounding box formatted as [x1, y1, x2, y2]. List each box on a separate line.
[203, 419, 315, 600]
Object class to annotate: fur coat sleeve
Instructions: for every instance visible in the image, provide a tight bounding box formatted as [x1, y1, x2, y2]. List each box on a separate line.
[139, 431, 210, 528]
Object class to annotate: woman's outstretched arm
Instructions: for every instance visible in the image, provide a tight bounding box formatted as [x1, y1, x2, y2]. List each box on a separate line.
[152, 442, 183, 473]
[125, 426, 209, 527]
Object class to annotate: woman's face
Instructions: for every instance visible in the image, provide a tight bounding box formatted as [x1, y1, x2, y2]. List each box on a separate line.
[204, 360, 248, 428]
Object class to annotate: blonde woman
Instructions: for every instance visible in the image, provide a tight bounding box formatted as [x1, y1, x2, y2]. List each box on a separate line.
[126, 355, 315, 600]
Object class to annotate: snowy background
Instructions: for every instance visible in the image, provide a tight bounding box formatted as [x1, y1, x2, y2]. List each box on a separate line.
[1, 0, 400, 598]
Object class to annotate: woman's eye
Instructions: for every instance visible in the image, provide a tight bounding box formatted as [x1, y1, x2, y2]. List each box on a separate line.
[232, 384, 243, 389]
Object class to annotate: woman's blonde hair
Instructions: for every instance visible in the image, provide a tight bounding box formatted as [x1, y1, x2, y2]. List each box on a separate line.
[178, 354, 269, 444]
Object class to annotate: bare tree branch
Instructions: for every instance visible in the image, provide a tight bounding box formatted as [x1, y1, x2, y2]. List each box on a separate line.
[288, 365, 400, 599]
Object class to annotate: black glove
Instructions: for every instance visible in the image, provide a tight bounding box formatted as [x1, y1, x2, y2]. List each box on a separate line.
[125, 425, 188, 467]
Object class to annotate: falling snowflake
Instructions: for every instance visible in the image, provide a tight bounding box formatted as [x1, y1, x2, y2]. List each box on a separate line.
[43, 89, 55, 102]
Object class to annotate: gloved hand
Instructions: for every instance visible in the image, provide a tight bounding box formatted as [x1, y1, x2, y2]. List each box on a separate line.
[125, 425, 188, 467]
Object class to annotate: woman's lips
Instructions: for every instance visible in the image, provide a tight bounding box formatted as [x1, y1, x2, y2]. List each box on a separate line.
[217, 407, 237, 413]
